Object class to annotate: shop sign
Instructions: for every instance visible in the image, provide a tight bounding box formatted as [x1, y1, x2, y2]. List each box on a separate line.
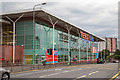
[80, 31, 89, 40]
[80, 31, 94, 41]
[89, 35, 94, 42]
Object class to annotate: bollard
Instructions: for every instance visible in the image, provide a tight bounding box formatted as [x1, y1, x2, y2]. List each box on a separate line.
[38, 63, 39, 69]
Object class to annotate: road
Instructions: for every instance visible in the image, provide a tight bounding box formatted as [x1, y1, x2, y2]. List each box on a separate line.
[10, 63, 119, 80]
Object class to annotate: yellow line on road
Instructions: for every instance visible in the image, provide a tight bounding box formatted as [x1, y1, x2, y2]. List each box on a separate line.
[109, 71, 120, 80]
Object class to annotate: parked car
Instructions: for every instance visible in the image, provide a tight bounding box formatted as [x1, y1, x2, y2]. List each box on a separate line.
[97, 58, 103, 64]
[113, 60, 119, 63]
[0, 68, 10, 80]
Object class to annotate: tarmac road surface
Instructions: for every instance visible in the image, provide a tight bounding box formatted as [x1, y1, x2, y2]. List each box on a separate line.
[10, 63, 119, 80]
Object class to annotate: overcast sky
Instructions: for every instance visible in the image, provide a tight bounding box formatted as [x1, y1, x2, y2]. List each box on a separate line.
[0, 0, 119, 38]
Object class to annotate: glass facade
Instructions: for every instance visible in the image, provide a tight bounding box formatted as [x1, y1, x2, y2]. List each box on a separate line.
[16, 20, 33, 64]
[14, 20, 98, 64]
[2, 24, 13, 45]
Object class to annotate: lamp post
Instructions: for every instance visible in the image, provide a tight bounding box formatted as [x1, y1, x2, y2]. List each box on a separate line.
[104, 41, 106, 60]
[33, 3, 46, 64]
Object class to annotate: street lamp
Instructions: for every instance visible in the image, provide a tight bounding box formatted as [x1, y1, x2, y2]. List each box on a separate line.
[33, 3, 46, 64]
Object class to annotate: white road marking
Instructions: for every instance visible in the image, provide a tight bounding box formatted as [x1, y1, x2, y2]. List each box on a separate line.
[77, 75, 86, 78]
[55, 68, 62, 71]
[13, 67, 83, 78]
[74, 70, 99, 80]
[39, 68, 83, 78]
[40, 75, 47, 78]
[88, 71, 99, 75]
[63, 71, 69, 73]
[48, 73, 59, 76]
[12, 69, 56, 77]
[70, 68, 81, 72]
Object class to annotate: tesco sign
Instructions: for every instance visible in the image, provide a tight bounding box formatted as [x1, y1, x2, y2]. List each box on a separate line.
[80, 31, 89, 40]
[80, 31, 94, 41]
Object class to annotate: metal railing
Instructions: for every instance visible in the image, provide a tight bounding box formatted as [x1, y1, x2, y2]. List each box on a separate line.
[1, 60, 96, 72]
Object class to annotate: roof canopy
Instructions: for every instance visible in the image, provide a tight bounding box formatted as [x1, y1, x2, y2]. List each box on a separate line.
[1, 9, 105, 42]
[0, 19, 10, 24]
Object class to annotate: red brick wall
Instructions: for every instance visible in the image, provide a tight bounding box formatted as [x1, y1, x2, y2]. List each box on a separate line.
[15, 46, 23, 63]
[1, 45, 23, 64]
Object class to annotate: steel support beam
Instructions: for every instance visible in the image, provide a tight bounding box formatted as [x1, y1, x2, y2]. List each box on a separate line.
[92, 42, 94, 63]
[33, 7, 35, 64]
[0, 25, 2, 46]
[6, 14, 24, 63]
[87, 42, 89, 62]
[0, 25, 2, 67]
[47, 15, 58, 65]
[104, 42, 106, 60]
[65, 24, 72, 65]
[100, 42, 102, 59]
[77, 29, 81, 63]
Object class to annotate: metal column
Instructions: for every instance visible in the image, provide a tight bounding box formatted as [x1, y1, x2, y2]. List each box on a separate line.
[47, 15, 58, 64]
[98, 42, 99, 58]
[77, 29, 81, 63]
[104, 42, 106, 60]
[53, 24, 55, 64]
[92, 42, 94, 63]
[98, 42, 100, 58]
[0, 25, 2, 46]
[13, 22, 15, 63]
[33, 8, 35, 64]
[87, 42, 89, 62]
[100, 42, 102, 59]
[66, 25, 72, 65]
[6, 14, 24, 63]
[0, 26, 1, 67]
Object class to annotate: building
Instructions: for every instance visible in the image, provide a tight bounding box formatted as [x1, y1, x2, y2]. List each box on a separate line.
[0, 9, 104, 64]
[106, 37, 117, 53]
[98, 41, 106, 52]
[118, 40, 120, 50]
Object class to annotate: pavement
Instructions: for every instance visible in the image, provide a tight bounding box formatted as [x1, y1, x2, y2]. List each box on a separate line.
[10, 63, 119, 80]
[3, 61, 94, 73]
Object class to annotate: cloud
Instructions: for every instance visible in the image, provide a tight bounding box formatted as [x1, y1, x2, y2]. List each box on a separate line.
[1, 0, 119, 38]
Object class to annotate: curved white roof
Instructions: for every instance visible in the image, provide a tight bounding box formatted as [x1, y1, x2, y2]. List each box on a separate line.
[1, 8, 105, 42]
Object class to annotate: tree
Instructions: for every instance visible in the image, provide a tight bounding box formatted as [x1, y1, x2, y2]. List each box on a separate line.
[114, 55, 120, 59]
[114, 49, 120, 55]
[106, 49, 120, 60]
[98, 49, 110, 59]
[106, 55, 114, 59]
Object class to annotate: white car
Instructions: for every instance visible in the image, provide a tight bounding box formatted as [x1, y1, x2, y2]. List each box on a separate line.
[0, 68, 10, 80]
